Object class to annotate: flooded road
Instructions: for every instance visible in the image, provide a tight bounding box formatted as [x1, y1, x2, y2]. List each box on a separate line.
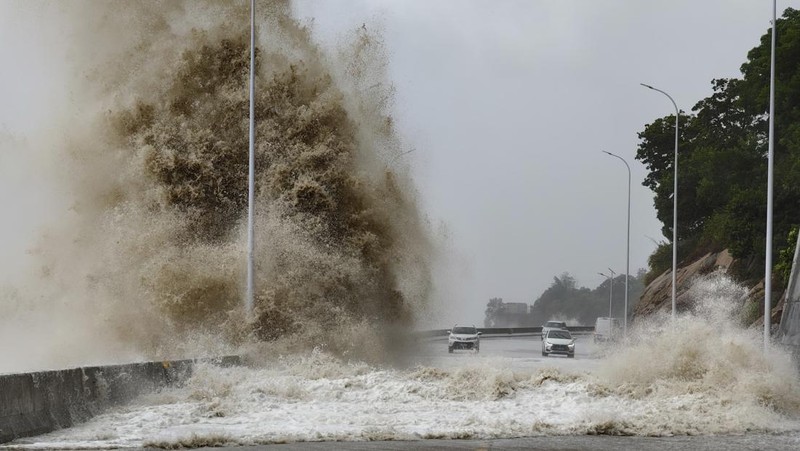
[410, 333, 601, 371]
[4, 333, 800, 450]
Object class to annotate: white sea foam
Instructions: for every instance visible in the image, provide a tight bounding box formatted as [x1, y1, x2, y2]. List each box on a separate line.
[7, 274, 800, 449]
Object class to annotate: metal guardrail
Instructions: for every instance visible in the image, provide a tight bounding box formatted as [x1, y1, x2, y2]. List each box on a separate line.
[415, 326, 595, 338]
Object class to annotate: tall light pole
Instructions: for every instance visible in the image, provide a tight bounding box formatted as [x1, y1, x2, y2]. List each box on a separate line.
[603, 151, 631, 336]
[641, 83, 679, 322]
[246, 0, 256, 315]
[598, 271, 613, 318]
[764, 0, 777, 351]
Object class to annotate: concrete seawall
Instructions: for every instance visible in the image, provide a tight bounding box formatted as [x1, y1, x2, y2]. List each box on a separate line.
[0, 356, 240, 444]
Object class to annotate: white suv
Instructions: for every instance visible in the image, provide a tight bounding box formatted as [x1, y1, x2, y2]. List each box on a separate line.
[448, 325, 481, 353]
[542, 329, 576, 358]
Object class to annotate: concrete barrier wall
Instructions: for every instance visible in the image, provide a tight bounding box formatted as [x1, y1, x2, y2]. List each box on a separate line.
[0, 356, 239, 444]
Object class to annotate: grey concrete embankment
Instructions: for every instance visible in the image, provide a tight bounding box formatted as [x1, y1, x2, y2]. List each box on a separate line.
[0, 356, 240, 444]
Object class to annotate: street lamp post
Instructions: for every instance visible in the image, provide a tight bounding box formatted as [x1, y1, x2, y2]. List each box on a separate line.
[641, 83, 679, 322]
[246, 0, 256, 315]
[603, 151, 631, 336]
[764, 0, 777, 351]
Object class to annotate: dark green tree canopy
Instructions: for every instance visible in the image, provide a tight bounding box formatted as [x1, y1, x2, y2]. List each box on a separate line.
[528, 272, 645, 326]
[636, 8, 800, 282]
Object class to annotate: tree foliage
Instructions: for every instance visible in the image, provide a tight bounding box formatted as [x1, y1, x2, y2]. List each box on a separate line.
[636, 8, 800, 283]
[484, 297, 504, 327]
[528, 272, 646, 326]
[482, 272, 646, 327]
[775, 226, 799, 286]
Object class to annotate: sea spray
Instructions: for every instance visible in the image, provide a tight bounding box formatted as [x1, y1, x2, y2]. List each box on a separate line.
[0, 0, 432, 371]
[16, 294, 800, 449]
[596, 272, 800, 429]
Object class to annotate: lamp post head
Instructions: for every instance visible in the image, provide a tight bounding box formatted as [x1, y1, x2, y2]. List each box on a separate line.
[640, 83, 655, 90]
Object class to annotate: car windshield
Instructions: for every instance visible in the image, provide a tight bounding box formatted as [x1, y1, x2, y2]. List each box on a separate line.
[547, 330, 572, 339]
[546, 322, 565, 328]
[452, 327, 477, 334]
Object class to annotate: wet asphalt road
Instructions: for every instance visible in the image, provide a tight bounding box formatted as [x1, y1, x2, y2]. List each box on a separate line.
[197, 433, 800, 451]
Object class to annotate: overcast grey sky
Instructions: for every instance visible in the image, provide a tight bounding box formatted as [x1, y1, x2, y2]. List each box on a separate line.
[1, 1, 796, 327]
[291, 0, 797, 325]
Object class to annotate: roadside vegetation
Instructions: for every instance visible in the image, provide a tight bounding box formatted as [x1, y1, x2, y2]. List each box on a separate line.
[484, 271, 646, 327]
[636, 8, 800, 288]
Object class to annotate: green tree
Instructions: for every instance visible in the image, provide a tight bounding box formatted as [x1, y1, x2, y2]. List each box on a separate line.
[776, 226, 799, 286]
[484, 298, 504, 327]
[636, 8, 800, 284]
[529, 272, 646, 326]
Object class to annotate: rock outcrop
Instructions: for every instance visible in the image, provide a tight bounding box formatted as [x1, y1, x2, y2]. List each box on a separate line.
[633, 250, 735, 318]
[633, 249, 785, 329]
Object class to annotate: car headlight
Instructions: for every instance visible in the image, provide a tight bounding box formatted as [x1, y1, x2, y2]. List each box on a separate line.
[568, 343, 575, 349]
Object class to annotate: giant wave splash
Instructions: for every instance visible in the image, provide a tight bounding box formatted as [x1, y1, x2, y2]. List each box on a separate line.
[0, 0, 432, 371]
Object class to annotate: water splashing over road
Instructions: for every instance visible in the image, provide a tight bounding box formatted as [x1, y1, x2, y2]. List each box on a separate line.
[8, 275, 800, 448]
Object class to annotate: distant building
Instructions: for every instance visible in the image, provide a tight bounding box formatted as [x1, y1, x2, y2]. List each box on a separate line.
[502, 302, 529, 315]
[484, 298, 533, 327]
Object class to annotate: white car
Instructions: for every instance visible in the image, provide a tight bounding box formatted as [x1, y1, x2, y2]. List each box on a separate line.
[541, 329, 575, 358]
[540, 321, 567, 340]
[448, 325, 481, 353]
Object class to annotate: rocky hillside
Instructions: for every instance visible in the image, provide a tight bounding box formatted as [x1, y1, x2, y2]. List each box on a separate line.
[633, 250, 784, 330]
